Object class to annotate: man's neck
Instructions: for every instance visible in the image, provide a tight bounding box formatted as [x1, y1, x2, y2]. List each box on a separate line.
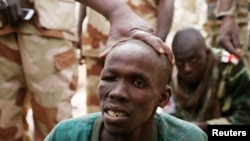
[179, 79, 199, 93]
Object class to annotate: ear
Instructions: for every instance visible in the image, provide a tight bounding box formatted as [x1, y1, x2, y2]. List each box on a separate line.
[158, 85, 172, 108]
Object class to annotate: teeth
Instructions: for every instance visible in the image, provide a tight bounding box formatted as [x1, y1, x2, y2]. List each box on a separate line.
[107, 110, 126, 117]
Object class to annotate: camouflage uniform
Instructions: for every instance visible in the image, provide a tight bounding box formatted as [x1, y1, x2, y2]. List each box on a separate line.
[171, 48, 250, 125]
[0, 0, 78, 141]
[82, 0, 160, 113]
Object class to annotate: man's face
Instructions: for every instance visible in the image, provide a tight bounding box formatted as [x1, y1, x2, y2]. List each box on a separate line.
[98, 46, 161, 135]
[173, 43, 207, 85]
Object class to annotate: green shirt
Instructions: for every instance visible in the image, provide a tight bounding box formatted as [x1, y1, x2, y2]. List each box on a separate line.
[45, 112, 207, 141]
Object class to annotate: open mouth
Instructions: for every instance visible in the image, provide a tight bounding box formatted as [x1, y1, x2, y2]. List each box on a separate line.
[107, 110, 127, 117]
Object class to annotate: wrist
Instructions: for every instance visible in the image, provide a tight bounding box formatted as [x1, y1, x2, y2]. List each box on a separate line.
[216, 0, 237, 20]
[221, 15, 235, 23]
[108, 2, 132, 24]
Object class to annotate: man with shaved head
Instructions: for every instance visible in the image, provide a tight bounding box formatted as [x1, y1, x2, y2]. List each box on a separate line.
[45, 39, 207, 141]
[170, 27, 250, 133]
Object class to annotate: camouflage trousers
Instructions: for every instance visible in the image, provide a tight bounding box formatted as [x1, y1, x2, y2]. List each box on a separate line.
[84, 57, 104, 113]
[0, 33, 78, 141]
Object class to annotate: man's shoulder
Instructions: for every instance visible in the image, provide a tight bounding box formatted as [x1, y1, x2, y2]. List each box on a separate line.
[57, 112, 101, 128]
[210, 48, 248, 80]
[155, 113, 208, 141]
[45, 113, 101, 141]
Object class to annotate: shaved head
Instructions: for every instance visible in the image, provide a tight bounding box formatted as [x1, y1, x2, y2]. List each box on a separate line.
[172, 27, 207, 53]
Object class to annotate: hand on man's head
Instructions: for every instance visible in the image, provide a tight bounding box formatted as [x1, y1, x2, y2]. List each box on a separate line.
[98, 11, 174, 64]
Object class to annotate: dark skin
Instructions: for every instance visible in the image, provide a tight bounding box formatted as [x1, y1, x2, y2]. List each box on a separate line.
[77, 0, 175, 57]
[217, 0, 241, 59]
[172, 28, 208, 88]
[97, 40, 171, 141]
[78, 0, 174, 64]
[172, 28, 209, 133]
[155, 0, 175, 42]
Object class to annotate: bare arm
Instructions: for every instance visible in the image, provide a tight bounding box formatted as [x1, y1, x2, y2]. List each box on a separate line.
[216, 0, 241, 58]
[76, 0, 174, 64]
[156, 0, 174, 42]
[76, 0, 124, 19]
[76, 3, 86, 49]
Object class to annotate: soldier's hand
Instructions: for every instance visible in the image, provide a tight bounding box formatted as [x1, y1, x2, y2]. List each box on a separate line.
[99, 9, 174, 64]
[217, 16, 242, 59]
[0, 0, 23, 28]
[80, 0, 174, 64]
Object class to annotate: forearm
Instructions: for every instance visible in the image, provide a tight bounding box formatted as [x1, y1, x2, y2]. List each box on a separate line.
[77, 4, 86, 36]
[216, 0, 238, 19]
[76, 0, 173, 62]
[156, 0, 174, 41]
[76, 0, 129, 21]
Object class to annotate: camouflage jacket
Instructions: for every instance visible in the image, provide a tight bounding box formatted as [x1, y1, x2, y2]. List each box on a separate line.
[0, 0, 78, 41]
[171, 48, 250, 125]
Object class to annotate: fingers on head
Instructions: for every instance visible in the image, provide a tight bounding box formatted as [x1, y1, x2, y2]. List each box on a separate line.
[132, 31, 174, 64]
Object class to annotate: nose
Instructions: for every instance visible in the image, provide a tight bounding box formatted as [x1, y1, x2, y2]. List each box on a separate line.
[109, 79, 129, 101]
[183, 63, 193, 74]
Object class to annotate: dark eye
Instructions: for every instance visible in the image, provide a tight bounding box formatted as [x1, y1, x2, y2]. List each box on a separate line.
[133, 79, 147, 88]
[175, 61, 183, 67]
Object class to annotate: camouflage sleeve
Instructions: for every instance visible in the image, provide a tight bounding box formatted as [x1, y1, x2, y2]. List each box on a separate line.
[207, 61, 250, 125]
